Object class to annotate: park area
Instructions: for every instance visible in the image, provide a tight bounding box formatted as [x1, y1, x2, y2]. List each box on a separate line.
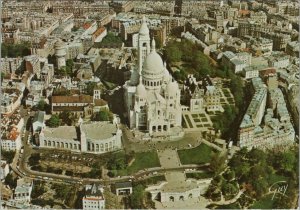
[29, 149, 161, 178]
[177, 143, 217, 165]
[114, 151, 161, 176]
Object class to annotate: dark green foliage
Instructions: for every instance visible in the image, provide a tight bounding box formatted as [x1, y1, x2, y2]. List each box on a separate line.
[83, 168, 101, 178]
[251, 179, 268, 198]
[209, 152, 226, 175]
[173, 69, 187, 81]
[223, 170, 235, 181]
[154, 36, 162, 49]
[59, 111, 78, 126]
[164, 39, 216, 77]
[91, 109, 113, 122]
[130, 184, 145, 209]
[86, 82, 97, 96]
[226, 147, 299, 208]
[46, 115, 60, 127]
[106, 152, 128, 171]
[36, 100, 47, 111]
[1, 150, 16, 164]
[51, 183, 73, 201]
[101, 32, 122, 45]
[5, 173, 17, 189]
[277, 151, 296, 172]
[222, 182, 238, 199]
[1, 42, 31, 57]
[31, 181, 46, 199]
[211, 105, 237, 137]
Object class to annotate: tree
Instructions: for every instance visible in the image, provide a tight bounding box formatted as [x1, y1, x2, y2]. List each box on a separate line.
[165, 42, 182, 62]
[251, 178, 268, 199]
[86, 82, 97, 96]
[278, 151, 296, 172]
[36, 100, 47, 111]
[250, 164, 267, 180]
[58, 111, 77, 126]
[221, 182, 238, 198]
[223, 170, 235, 181]
[130, 185, 145, 209]
[92, 110, 113, 122]
[232, 161, 250, 180]
[1, 42, 31, 57]
[31, 181, 46, 199]
[101, 32, 123, 45]
[1, 150, 16, 164]
[209, 153, 226, 175]
[154, 36, 162, 49]
[46, 115, 60, 127]
[247, 148, 267, 165]
[5, 173, 16, 189]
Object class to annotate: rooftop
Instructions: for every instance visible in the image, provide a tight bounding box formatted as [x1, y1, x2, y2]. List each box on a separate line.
[82, 121, 117, 140]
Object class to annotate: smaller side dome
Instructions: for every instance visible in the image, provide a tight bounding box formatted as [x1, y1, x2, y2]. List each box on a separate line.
[166, 81, 178, 96]
[136, 83, 147, 98]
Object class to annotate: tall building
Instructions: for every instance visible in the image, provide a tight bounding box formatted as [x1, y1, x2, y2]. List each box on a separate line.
[54, 39, 66, 69]
[82, 184, 105, 210]
[124, 17, 182, 137]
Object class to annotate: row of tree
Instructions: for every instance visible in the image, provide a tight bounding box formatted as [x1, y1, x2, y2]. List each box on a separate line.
[46, 109, 113, 128]
[1, 42, 31, 57]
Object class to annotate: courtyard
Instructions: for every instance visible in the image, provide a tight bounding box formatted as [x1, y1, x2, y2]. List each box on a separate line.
[182, 112, 213, 131]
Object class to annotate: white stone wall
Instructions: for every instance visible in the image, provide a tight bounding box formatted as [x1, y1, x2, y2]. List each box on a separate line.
[83, 198, 105, 210]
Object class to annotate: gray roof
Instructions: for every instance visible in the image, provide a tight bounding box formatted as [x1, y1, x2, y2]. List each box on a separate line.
[85, 184, 103, 197]
[115, 181, 132, 189]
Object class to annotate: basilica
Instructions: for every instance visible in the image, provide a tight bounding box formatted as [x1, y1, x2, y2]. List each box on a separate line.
[124, 17, 182, 136]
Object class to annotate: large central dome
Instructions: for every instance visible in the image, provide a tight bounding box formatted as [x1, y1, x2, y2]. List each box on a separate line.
[142, 51, 164, 76]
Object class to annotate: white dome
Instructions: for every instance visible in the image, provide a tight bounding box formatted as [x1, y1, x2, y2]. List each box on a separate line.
[142, 51, 164, 76]
[55, 39, 64, 48]
[139, 16, 149, 36]
[136, 83, 147, 97]
[163, 69, 170, 79]
[166, 81, 178, 95]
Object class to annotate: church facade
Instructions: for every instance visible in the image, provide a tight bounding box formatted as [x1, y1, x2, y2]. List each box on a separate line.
[124, 17, 182, 136]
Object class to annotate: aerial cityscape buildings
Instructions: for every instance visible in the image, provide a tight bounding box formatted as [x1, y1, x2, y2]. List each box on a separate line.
[0, 0, 299, 209]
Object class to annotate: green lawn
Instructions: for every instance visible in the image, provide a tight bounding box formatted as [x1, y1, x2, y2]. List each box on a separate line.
[185, 115, 193, 128]
[178, 144, 215, 165]
[201, 118, 208, 122]
[250, 194, 275, 209]
[192, 114, 198, 118]
[117, 151, 160, 175]
[199, 114, 206, 118]
[194, 118, 201, 122]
